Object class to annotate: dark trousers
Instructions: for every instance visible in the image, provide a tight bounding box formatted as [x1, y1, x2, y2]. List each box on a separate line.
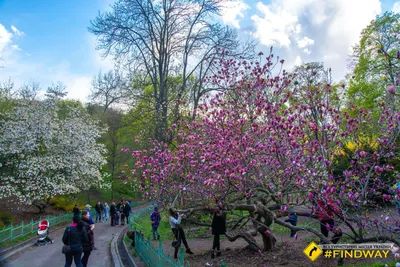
[120, 214, 125, 225]
[81, 251, 91, 267]
[65, 251, 83, 267]
[172, 228, 189, 257]
[125, 212, 130, 224]
[320, 219, 342, 244]
[111, 214, 116, 226]
[212, 234, 220, 251]
[285, 218, 297, 237]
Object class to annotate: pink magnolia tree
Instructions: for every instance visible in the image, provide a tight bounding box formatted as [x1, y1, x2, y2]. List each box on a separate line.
[126, 50, 400, 251]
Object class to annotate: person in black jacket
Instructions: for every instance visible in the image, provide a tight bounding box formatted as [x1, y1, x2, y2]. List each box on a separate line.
[210, 203, 226, 259]
[110, 201, 117, 226]
[81, 211, 95, 267]
[62, 215, 88, 267]
[123, 199, 131, 224]
[94, 201, 103, 223]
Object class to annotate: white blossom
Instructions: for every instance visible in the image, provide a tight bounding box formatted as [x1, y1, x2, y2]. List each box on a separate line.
[0, 99, 107, 203]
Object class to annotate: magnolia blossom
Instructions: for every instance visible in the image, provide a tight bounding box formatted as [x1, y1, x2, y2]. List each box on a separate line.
[126, 52, 400, 250]
[0, 99, 106, 203]
[387, 84, 396, 94]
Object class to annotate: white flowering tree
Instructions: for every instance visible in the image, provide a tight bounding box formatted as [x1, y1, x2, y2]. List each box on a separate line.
[0, 99, 107, 205]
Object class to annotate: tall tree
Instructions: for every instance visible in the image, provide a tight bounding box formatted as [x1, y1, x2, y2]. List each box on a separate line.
[128, 53, 400, 251]
[348, 11, 400, 112]
[0, 97, 106, 204]
[90, 70, 129, 112]
[89, 0, 254, 142]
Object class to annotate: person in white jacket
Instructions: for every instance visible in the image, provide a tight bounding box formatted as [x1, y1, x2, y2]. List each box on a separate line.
[102, 202, 110, 223]
[169, 208, 194, 259]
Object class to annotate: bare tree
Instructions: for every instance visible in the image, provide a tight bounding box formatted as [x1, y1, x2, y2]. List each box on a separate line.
[45, 81, 68, 99]
[89, 0, 254, 142]
[90, 70, 129, 112]
[18, 81, 41, 101]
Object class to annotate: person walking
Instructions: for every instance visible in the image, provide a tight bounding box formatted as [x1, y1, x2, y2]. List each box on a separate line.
[119, 201, 125, 226]
[123, 199, 131, 224]
[80, 211, 94, 267]
[150, 207, 161, 240]
[62, 215, 88, 267]
[94, 201, 103, 223]
[84, 204, 95, 224]
[169, 208, 194, 259]
[102, 202, 110, 223]
[110, 201, 117, 226]
[210, 203, 226, 259]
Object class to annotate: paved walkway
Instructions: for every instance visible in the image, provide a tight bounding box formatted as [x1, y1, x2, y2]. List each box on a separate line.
[3, 221, 125, 267]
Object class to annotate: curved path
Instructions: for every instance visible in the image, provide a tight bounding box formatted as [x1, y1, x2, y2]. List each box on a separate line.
[3, 221, 125, 267]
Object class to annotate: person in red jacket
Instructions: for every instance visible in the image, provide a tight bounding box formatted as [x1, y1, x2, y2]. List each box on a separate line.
[314, 193, 343, 244]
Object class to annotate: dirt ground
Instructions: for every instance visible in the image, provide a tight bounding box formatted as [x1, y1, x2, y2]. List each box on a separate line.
[153, 209, 399, 267]
[154, 231, 396, 267]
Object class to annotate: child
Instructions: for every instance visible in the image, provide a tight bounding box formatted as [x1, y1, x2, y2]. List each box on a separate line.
[150, 207, 161, 240]
[115, 210, 120, 226]
[120, 205, 125, 226]
[284, 207, 298, 238]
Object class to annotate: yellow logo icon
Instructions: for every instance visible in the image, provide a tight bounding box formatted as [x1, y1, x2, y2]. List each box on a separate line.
[303, 242, 323, 261]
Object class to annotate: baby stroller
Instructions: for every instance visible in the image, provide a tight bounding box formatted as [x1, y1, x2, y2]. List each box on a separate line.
[35, 219, 53, 246]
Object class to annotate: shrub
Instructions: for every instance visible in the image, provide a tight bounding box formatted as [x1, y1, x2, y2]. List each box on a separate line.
[0, 211, 15, 228]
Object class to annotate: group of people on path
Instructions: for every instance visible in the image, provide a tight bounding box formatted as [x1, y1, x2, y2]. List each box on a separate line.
[109, 199, 132, 226]
[64, 199, 132, 267]
[149, 200, 227, 260]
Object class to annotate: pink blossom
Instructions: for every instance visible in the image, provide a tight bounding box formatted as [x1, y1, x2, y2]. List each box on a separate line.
[387, 84, 396, 95]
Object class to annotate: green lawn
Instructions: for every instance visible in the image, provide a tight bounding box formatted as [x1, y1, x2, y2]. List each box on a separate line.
[132, 210, 175, 240]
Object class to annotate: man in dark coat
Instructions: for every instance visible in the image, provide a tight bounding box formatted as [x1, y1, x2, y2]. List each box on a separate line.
[110, 201, 117, 227]
[123, 199, 131, 224]
[94, 201, 103, 223]
[210, 204, 226, 258]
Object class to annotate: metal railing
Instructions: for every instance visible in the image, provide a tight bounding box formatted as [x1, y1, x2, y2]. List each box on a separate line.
[0, 212, 75, 243]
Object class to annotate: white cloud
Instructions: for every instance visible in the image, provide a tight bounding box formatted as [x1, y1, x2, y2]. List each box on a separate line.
[251, 2, 300, 48]
[220, 0, 249, 29]
[250, 0, 381, 81]
[297, 36, 314, 48]
[0, 24, 13, 54]
[0, 33, 115, 104]
[11, 44, 21, 51]
[10, 25, 24, 37]
[393, 2, 400, 13]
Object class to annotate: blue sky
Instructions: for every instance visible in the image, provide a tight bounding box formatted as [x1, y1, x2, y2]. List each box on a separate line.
[0, 0, 399, 102]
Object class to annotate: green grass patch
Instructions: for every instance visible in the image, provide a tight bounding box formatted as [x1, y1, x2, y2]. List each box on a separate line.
[132, 210, 175, 241]
[272, 221, 319, 234]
